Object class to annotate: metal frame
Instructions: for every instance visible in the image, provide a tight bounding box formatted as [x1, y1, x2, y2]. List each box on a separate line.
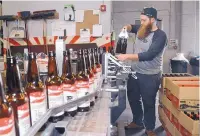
[103, 52, 137, 82]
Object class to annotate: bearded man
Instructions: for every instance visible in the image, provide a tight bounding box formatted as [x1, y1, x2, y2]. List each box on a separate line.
[116, 7, 167, 136]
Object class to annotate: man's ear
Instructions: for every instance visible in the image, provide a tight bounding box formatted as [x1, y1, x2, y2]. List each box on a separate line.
[150, 18, 155, 23]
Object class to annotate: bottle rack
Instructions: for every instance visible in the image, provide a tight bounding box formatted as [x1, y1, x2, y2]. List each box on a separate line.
[25, 78, 103, 136]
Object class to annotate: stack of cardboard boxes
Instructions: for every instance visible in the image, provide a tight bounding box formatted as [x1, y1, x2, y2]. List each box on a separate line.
[158, 73, 199, 136]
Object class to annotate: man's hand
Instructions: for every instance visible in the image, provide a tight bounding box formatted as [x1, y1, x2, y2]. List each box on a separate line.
[116, 54, 139, 61]
[116, 54, 129, 61]
[121, 24, 132, 32]
[121, 26, 128, 31]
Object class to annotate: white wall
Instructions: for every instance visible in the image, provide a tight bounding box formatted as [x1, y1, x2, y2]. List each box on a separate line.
[181, 1, 199, 56]
[112, 1, 181, 73]
[2, 1, 112, 37]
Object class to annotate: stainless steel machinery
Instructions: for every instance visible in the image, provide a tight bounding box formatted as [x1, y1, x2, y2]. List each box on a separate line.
[101, 52, 137, 128]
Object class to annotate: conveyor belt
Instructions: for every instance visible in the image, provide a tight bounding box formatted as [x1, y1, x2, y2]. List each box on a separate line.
[35, 92, 110, 136]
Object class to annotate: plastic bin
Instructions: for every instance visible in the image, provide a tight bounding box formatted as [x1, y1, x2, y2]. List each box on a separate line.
[170, 59, 187, 73]
[190, 57, 199, 75]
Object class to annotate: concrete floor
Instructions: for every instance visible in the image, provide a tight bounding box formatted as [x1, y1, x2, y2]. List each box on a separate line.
[116, 92, 166, 136]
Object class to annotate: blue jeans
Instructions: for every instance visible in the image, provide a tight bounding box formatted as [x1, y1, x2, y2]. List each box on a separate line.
[127, 72, 161, 131]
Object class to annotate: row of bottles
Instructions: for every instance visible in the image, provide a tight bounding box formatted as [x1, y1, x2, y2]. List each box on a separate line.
[162, 73, 191, 77]
[0, 47, 102, 136]
[47, 48, 102, 121]
[184, 111, 199, 120]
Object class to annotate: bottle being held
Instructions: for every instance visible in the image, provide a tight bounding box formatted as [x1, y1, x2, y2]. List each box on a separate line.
[46, 51, 64, 122]
[85, 49, 95, 107]
[6, 56, 31, 136]
[25, 52, 47, 127]
[61, 50, 77, 117]
[0, 73, 16, 136]
[76, 49, 90, 112]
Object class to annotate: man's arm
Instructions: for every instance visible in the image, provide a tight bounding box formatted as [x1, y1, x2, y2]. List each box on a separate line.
[116, 54, 139, 61]
[116, 32, 167, 61]
[138, 32, 167, 61]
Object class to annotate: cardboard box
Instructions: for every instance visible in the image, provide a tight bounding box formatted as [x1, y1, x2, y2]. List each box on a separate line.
[165, 128, 173, 136]
[165, 88, 173, 101]
[174, 127, 181, 136]
[165, 80, 199, 110]
[162, 95, 199, 135]
[162, 95, 180, 131]
[162, 75, 197, 91]
[171, 114, 180, 131]
[159, 90, 164, 104]
[158, 105, 167, 126]
[162, 95, 173, 120]
[170, 99, 181, 119]
[178, 111, 199, 135]
[174, 123, 199, 136]
[165, 113, 175, 136]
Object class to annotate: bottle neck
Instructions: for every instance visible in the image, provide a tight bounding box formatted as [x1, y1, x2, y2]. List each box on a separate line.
[82, 54, 87, 74]
[62, 56, 67, 75]
[63, 55, 72, 75]
[77, 54, 82, 74]
[87, 53, 91, 69]
[6, 63, 23, 93]
[0, 76, 6, 104]
[96, 50, 100, 65]
[67, 54, 72, 75]
[94, 50, 98, 64]
[0, 91, 6, 104]
[48, 57, 58, 77]
[27, 58, 40, 83]
[99, 49, 102, 64]
[92, 51, 96, 68]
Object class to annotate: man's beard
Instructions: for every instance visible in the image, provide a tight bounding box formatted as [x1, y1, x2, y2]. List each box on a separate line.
[137, 22, 152, 40]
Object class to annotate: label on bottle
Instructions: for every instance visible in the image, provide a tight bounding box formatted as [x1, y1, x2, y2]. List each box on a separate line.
[36, 55, 48, 73]
[0, 113, 16, 136]
[17, 103, 31, 136]
[89, 78, 94, 93]
[63, 83, 78, 112]
[48, 85, 64, 109]
[93, 75, 98, 91]
[76, 81, 90, 108]
[29, 90, 47, 125]
[97, 67, 101, 73]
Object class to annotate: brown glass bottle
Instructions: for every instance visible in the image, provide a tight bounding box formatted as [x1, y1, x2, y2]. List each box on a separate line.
[103, 46, 106, 53]
[76, 49, 90, 112]
[98, 47, 103, 65]
[25, 52, 47, 126]
[95, 48, 102, 88]
[46, 51, 64, 122]
[84, 49, 95, 107]
[0, 73, 16, 136]
[61, 50, 77, 117]
[6, 56, 31, 136]
[91, 48, 98, 99]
